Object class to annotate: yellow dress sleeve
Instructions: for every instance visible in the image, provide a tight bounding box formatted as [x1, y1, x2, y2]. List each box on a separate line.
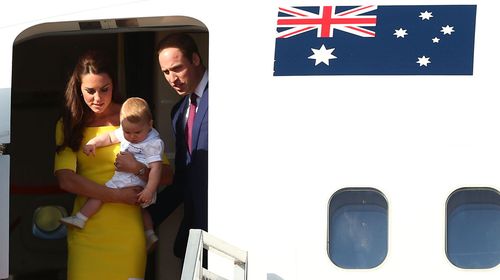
[54, 119, 77, 172]
[161, 151, 170, 165]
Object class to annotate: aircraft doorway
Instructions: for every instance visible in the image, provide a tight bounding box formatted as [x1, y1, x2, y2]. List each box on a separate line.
[9, 16, 208, 280]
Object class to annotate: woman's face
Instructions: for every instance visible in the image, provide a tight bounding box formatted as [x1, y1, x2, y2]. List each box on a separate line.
[80, 73, 114, 114]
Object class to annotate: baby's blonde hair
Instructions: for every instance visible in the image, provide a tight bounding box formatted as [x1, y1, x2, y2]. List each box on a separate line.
[120, 97, 152, 124]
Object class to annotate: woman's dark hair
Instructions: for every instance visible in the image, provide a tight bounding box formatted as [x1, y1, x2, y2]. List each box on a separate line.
[57, 50, 122, 152]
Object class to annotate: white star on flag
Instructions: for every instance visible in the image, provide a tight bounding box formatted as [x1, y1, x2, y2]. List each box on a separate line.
[394, 28, 408, 38]
[417, 56, 431, 66]
[441, 25, 455, 35]
[419, 11, 433, 20]
[308, 44, 337, 66]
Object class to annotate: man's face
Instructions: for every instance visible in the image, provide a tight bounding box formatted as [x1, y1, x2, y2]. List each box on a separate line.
[158, 47, 200, 97]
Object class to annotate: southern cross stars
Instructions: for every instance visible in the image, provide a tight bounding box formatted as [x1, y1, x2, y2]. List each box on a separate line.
[441, 25, 455, 35]
[419, 11, 433, 20]
[417, 56, 431, 67]
[391, 11, 456, 68]
[394, 28, 408, 38]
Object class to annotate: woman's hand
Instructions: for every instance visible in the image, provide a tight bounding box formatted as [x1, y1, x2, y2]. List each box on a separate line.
[114, 151, 143, 174]
[114, 186, 142, 205]
[115, 150, 174, 185]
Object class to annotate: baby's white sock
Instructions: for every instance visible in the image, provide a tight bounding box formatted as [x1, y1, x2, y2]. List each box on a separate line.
[76, 212, 88, 221]
[145, 229, 155, 238]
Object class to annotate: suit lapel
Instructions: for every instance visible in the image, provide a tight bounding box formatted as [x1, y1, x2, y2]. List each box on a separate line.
[191, 88, 208, 151]
[173, 96, 189, 140]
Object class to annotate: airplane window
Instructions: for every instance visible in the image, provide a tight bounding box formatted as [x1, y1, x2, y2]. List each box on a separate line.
[446, 187, 500, 269]
[327, 188, 388, 269]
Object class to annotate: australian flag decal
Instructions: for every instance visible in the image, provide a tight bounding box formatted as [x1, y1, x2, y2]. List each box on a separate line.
[273, 5, 477, 76]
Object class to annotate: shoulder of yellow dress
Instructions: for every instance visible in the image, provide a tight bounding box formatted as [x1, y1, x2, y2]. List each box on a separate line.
[85, 125, 119, 131]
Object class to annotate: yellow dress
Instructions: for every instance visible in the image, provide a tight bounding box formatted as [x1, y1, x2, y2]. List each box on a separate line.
[54, 121, 146, 280]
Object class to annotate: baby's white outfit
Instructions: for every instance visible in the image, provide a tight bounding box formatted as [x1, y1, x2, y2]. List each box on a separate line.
[105, 127, 164, 207]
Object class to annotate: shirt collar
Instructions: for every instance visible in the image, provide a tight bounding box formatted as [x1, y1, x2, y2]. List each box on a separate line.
[193, 70, 208, 99]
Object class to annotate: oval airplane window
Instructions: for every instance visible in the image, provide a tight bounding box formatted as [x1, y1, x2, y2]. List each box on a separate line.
[327, 188, 388, 269]
[446, 187, 500, 269]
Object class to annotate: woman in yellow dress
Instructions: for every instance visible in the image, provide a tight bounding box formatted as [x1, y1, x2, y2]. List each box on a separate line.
[54, 50, 172, 279]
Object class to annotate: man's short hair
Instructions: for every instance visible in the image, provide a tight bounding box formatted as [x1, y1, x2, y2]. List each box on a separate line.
[156, 33, 201, 64]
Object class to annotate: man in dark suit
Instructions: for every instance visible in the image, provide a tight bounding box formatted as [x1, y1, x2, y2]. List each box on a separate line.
[150, 32, 208, 260]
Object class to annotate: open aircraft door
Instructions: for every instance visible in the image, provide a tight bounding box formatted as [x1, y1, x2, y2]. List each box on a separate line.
[5, 14, 207, 279]
[0, 88, 11, 279]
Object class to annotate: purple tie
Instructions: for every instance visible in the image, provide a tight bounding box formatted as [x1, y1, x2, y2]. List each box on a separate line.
[185, 94, 197, 153]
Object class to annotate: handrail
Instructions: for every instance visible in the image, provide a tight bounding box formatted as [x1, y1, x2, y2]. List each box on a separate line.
[181, 229, 248, 280]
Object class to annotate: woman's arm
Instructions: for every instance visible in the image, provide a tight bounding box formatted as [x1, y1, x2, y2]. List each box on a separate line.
[55, 169, 140, 204]
[114, 151, 174, 185]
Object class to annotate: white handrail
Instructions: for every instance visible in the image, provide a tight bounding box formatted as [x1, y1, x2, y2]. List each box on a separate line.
[181, 229, 248, 280]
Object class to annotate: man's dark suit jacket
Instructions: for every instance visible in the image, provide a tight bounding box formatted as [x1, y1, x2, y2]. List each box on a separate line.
[149, 87, 208, 259]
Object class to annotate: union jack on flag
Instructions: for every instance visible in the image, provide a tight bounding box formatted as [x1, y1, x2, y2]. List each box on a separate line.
[277, 5, 377, 39]
[274, 5, 477, 76]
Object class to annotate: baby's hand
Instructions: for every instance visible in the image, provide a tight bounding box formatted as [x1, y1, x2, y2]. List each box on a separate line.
[83, 144, 96, 157]
[138, 189, 154, 204]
